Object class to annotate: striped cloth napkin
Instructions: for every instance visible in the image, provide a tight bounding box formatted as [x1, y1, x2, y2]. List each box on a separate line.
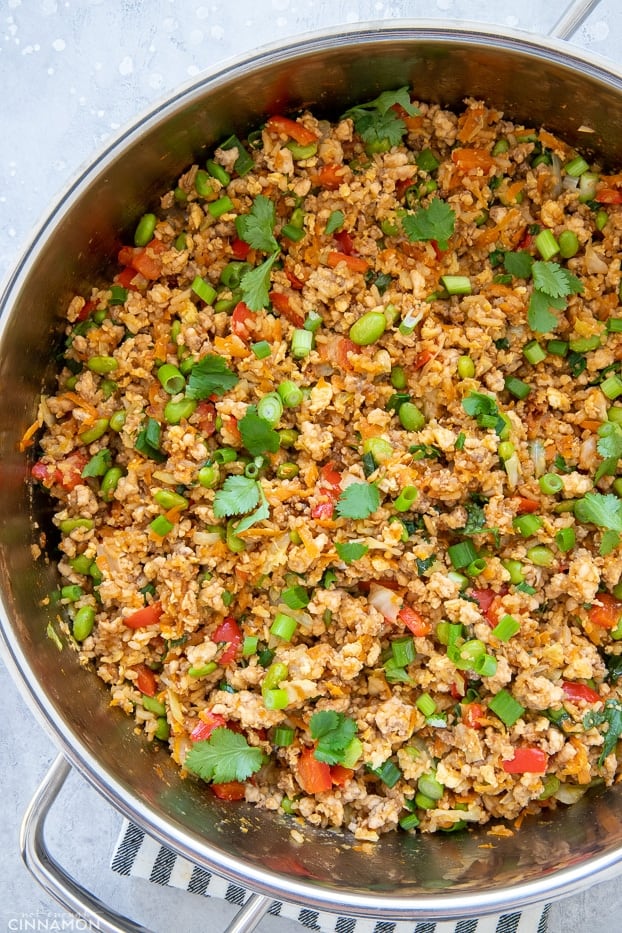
[111, 820, 550, 933]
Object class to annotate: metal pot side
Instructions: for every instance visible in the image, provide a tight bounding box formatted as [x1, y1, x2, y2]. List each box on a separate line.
[2, 23, 622, 920]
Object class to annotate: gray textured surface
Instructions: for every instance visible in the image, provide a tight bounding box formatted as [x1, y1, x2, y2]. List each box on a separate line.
[2, 1, 622, 930]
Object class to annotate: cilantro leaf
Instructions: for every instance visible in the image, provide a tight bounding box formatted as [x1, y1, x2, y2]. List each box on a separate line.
[344, 87, 419, 150]
[335, 481, 380, 520]
[238, 408, 280, 457]
[240, 252, 280, 311]
[185, 727, 264, 783]
[600, 529, 620, 556]
[461, 392, 498, 418]
[527, 289, 563, 333]
[135, 417, 166, 462]
[584, 699, 622, 764]
[335, 540, 369, 564]
[213, 475, 260, 518]
[310, 710, 358, 765]
[235, 486, 270, 533]
[574, 492, 622, 533]
[187, 354, 239, 399]
[503, 250, 534, 279]
[402, 198, 456, 251]
[532, 261, 583, 299]
[235, 195, 279, 253]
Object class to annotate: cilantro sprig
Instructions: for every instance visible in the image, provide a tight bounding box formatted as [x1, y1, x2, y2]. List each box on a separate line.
[461, 391, 506, 435]
[402, 198, 456, 251]
[238, 408, 281, 457]
[575, 491, 622, 553]
[213, 475, 270, 533]
[187, 354, 239, 399]
[235, 195, 282, 310]
[595, 421, 622, 481]
[335, 481, 380, 520]
[310, 710, 358, 765]
[343, 87, 419, 152]
[502, 250, 583, 333]
[185, 727, 265, 783]
[335, 540, 369, 564]
[584, 699, 622, 764]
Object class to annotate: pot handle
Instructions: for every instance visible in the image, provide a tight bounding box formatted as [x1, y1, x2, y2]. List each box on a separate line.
[549, 0, 602, 40]
[20, 754, 272, 933]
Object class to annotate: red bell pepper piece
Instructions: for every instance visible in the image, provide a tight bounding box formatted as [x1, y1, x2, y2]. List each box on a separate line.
[562, 681, 601, 704]
[297, 747, 332, 794]
[124, 602, 163, 629]
[398, 605, 431, 637]
[329, 765, 354, 786]
[212, 616, 242, 665]
[190, 712, 227, 742]
[269, 290, 304, 327]
[211, 781, 247, 800]
[333, 230, 354, 255]
[596, 187, 622, 204]
[265, 115, 318, 146]
[230, 237, 251, 260]
[194, 400, 217, 436]
[461, 701, 486, 729]
[136, 664, 158, 697]
[230, 301, 254, 340]
[589, 592, 622, 629]
[502, 747, 549, 774]
[312, 163, 344, 190]
[327, 251, 369, 274]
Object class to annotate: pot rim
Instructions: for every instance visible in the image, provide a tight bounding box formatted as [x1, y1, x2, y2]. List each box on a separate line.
[3, 18, 622, 919]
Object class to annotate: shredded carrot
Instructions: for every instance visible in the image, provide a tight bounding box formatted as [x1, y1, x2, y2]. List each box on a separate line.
[451, 148, 495, 172]
[456, 107, 487, 144]
[59, 391, 99, 424]
[579, 419, 601, 432]
[296, 524, 320, 560]
[164, 506, 185, 524]
[213, 334, 249, 358]
[538, 128, 572, 157]
[18, 418, 42, 452]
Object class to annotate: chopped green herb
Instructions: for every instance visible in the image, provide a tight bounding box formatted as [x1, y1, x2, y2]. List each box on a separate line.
[213, 475, 260, 518]
[335, 481, 380, 520]
[310, 710, 358, 765]
[187, 353, 240, 399]
[335, 540, 369, 564]
[238, 408, 281, 457]
[343, 87, 419, 151]
[235, 194, 279, 253]
[402, 198, 456, 251]
[184, 727, 264, 783]
[584, 699, 622, 764]
[325, 210, 345, 235]
[240, 252, 281, 311]
[503, 250, 534, 279]
[575, 492, 622, 533]
[135, 417, 166, 462]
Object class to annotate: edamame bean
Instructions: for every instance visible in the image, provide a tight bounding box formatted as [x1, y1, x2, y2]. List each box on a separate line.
[349, 311, 386, 346]
[100, 466, 124, 502]
[198, 463, 220, 488]
[164, 398, 197, 424]
[73, 605, 95, 642]
[134, 213, 157, 246]
[80, 418, 109, 445]
[398, 402, 425, 431]
[87, 356, 118, 375]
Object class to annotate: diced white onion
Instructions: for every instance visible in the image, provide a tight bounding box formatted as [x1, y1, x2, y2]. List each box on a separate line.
[553, 783, 588, 805]
[585, 243, 609, 275]
[368, 582, 401, 622]
[529, 440, 546, 477]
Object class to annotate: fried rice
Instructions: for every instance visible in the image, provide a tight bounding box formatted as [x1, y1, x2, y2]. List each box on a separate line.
[28, 91, 622, 841]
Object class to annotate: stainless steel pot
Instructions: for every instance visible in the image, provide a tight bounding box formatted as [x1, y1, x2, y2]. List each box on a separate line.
[2, 2, 622, 930]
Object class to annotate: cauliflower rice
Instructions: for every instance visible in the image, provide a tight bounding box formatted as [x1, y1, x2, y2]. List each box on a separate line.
[28, 91, 622, 841]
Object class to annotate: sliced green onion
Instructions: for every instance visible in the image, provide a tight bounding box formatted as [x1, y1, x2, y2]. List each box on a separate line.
[188, 662, 218, 678]
[596, 209, 609, 231]
[273, 725, 295, 747]
[154, 717, 170, 741]
[251, 340, 271, 359]
[415, 791, 437, 809]
[488, 689, 525, 726]
[535, 229, 560, 260]
[303, 310, 323, 333]
[441, 275, 471, 296]
[61, 584, 84, 601]
[547, 339, 568, 357]
[523, 340, 547, 365]
[291, 328, 313, 359]
[134, 213, 157, 247]
[416, 693, 436, 717]
[539, 472, 563, 494]
[578, 172, 599, 203]
[369, 759, 402, 787]
[363, 436, 393, 463]
[281, 585, 309, 610]
[191, 276, 217, 304]
[257, 392, 283, 426]
[276, 462, 299, 480]
[418, 772, 444, 801]
[491, 614, 521, 641]
[59, 518, 94, 534]
[270, 612, 298, 641]
[213, 447, 238, 464]
[220, 262, 251, 288]
[263, 688, 289, 710]
[109, 284, 128, 305]
[391, 635, 416, 667]
[263, 662, 288, 690]
[565, 155, 590, 177]
[505, 375, 532, 400]
[242, 636, 258, 657]
[194, 169, 214, 197]
[399, 812, 421, 831]
[277, 380, 303, 408]
[601, 374, 622, 400]
[448, 539, 478, 570]
[466, 557, 487, 577]
[157, 363, 185, 395]
[281, 223, 305, 242]
[512, 513, 543, 537]
[219, 134, 254, 175]
[606, 318, 622, 334]
[447, 570, 469, 591]
[555, 526, 576, 552]
[527, 545, 555, 567]
[569, 335, 601, 353]
[394, 485, 418, 512]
